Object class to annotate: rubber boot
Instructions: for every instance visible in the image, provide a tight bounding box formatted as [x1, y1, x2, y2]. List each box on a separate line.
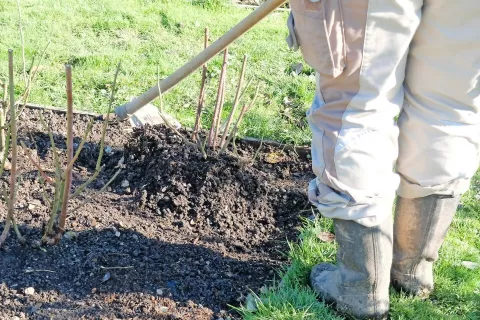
[310, 216, 393, 320]
[391, 195, 460, 297]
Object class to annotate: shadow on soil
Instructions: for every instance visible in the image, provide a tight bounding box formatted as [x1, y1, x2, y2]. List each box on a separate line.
[0, 225, 279, 319]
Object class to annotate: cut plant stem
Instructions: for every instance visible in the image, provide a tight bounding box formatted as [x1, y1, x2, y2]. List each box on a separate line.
[39, 111, 62, 241]
[0, 49, 25, 247]
[207, 48, 229, 148]
[219, 54, 248, 149]
[193, 27, 209, 142]
[213, 66, 228, 148]
[220, 84, 260, 154]
[57, 64, 74, 236]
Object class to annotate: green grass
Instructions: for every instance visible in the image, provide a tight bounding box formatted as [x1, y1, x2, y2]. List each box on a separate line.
[239, 173, 480, 319]
[0, 0, 314, 144]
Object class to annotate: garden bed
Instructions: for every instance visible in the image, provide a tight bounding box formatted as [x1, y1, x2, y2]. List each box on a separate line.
[0, 107, 314, 319]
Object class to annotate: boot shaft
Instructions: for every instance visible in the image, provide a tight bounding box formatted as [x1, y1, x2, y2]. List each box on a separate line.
[392, 195, 460, 296]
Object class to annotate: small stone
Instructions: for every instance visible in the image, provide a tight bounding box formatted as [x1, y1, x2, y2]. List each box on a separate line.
[115, 231, 121, 237]
[189, 219, 196, 226]
[125, 187, 131, 194]
[132, 234, 139, 241]
[24, 287, 35, 295]
[28, 204, 36, 211]
[121, 180, 130, 188]
[64, 231, 78, 240]
[11, 317, 20, 320]
[156, 288, 163, 296]
[102, 272, 111, 282]
[159, 306, 168, 313]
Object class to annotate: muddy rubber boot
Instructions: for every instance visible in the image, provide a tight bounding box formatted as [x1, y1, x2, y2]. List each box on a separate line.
[391, 195, 460, 297]
[310, 216, 393, 320]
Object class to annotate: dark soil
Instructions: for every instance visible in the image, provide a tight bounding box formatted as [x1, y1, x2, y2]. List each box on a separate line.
[0, 108, 314, 319]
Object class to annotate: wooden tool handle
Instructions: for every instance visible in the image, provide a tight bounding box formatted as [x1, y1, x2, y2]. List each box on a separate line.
[115, 0, 287, 120]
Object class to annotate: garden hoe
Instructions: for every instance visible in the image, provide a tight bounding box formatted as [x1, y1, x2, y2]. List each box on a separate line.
[111, 0, 287, 127]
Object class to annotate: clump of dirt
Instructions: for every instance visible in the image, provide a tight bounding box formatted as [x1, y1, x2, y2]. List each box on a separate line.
[0, 108, 314, 319]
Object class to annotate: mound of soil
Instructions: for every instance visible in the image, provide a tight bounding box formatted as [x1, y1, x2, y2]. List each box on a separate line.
[0, 108, 314, 319]
[118, 126, 312, 254]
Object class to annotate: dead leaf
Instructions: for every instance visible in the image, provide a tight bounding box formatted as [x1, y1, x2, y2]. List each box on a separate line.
[317, 232, 335, 242]
[265, 152, 285, 164]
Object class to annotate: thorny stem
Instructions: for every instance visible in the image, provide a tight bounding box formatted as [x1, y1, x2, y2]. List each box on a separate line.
[57, 65, 74, 235]
[213, 64, 227, 149]
[213, 50, 230, 149]
[219, 54, 248, 149]
[208, 48, 228, 148]
[220, 84, 260, 155]
[39, 111, 62, 240]
[0, 50, 25, 247]
[193, 27, 209, 142]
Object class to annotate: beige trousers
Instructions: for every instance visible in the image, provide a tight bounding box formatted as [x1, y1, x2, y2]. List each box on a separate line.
[287, 0, 480, 227]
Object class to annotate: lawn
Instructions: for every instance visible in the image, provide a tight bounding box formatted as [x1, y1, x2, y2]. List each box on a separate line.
[0, 1, 479, 319]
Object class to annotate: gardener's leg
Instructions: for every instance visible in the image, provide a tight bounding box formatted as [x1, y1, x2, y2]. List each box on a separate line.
[393, 0, 480, 297]
[287, 0, 422, 318]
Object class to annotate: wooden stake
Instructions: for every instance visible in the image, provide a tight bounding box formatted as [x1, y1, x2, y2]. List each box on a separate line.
[219, 54, 247, 149]
[193, 27, 209, 141]
[207, 48, 229, 148]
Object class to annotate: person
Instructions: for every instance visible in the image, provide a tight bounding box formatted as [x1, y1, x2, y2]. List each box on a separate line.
[286, 0, 479, 319]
